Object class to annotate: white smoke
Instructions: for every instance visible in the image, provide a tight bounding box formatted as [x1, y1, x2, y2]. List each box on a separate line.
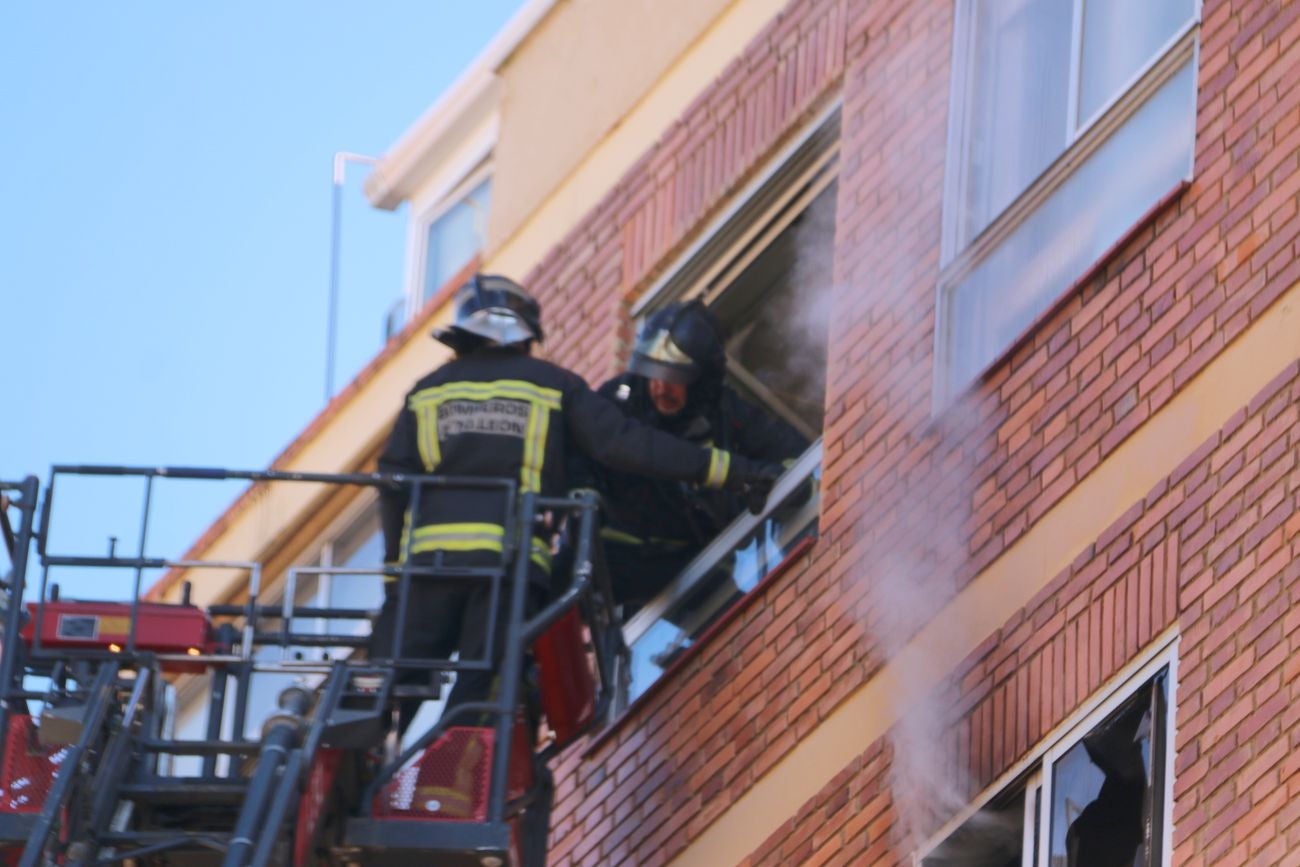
[739, 140, 989, 851]
[870, 392, 988, 849]
[725, 182, 840, 438]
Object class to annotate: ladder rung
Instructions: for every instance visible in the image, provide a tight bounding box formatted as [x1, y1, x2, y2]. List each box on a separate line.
[118, 779, 248, 806]
[98, 829, 230, 848]
[140, 738, 262, 755]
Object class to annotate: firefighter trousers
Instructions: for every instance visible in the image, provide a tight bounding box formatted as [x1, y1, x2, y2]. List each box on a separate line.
[369, 571, 546, 735]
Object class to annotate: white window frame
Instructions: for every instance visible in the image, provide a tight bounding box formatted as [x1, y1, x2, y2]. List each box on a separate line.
[935, 0, 1202, 405]
[918, 628, 1179, 867]
[238, 492, 384, 671]
[403, 154, 494, 319]
[632, 100, 841, 316]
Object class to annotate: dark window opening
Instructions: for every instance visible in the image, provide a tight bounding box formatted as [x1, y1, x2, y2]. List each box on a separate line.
[923, 666, 1169, 867]
[620, 171, 837, 706]
[923, 788, 1028, 867]
[712, 180, 837, 440]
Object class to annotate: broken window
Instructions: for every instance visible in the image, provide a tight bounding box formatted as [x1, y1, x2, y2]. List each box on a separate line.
[922, 664, 1170, 867]
[1049, 671, 1167, 867]
[616, 110, 839, 707]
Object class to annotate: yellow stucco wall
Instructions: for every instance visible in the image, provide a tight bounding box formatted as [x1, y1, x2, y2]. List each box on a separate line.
[487, 0, 734, 250]
[487, 0, 792, 277]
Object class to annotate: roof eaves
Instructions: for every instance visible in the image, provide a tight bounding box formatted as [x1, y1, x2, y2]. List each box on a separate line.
[364, 0, 559, 211]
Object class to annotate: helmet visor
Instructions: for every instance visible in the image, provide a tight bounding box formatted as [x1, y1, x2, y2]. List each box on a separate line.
[452, 309, 539, 346]
[628, 327, 699, 384]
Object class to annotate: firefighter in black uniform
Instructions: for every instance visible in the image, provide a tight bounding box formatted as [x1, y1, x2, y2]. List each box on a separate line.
[588, 299, 809, 622]
[370, 275, 780, 732]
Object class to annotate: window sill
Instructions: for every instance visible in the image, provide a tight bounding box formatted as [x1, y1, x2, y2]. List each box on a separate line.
[936, 178, 1190, 419]
[581, 533, 818, 757]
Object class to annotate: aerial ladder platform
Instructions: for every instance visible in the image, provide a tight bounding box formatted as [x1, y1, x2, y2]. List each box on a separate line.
[0, 466, 627, 867]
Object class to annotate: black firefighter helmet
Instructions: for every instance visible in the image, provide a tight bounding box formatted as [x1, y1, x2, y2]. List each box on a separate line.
[433, 273, 544, 353]
[627, 300, 726, 386]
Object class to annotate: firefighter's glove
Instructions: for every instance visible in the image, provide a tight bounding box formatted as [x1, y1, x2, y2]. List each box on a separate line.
[710, 451, 783, 515]
[742, 461, 783, 515]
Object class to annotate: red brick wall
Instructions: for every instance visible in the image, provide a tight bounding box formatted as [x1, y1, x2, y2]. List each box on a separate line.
[739, 362, 1300, 865]
[532, 0, 1300, 862]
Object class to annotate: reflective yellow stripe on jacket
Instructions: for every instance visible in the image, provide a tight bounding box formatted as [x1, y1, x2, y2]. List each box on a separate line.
[388, 522, 552, 579]
[407, 379, 562, 493]
[409, 522, 506, 555]
[599, 527, 691, 548]
[704, 447, 730, 489]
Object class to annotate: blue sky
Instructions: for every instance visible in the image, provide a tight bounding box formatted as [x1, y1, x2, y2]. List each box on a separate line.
[1, 2, 522, 580]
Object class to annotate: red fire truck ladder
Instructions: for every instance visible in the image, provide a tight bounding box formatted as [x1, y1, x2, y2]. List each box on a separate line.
[0, 466, 627, 867]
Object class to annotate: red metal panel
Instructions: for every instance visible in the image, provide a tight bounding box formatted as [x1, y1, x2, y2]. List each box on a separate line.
[294, 747, 342, 866]
[533, 608, 596, 747]
[0, 716, 61, 814]
[376, 728, 495, 821]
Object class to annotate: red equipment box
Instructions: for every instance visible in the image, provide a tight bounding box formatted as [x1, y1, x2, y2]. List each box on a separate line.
[21, 600, 215, 671]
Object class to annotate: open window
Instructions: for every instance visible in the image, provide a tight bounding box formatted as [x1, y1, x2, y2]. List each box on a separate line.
[922, 643, 1175, 867]
[710, 179, 835, 443]
[936, 0, 1199, 400]
[616, 107, 839, 707]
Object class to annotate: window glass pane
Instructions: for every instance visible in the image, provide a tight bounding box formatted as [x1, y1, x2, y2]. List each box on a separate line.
[277, 571, 321, 635]
[170, 700, 207, 777]
[423, 177, 491, 302]
[922, 790, 1026, 867]
[1079, 0, 1195, 125]
[1049, 672, 1166, 867]
[946, 57, 1194, 394]
[625, 465, 819, 702]
[964, 0, 1072, 243]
